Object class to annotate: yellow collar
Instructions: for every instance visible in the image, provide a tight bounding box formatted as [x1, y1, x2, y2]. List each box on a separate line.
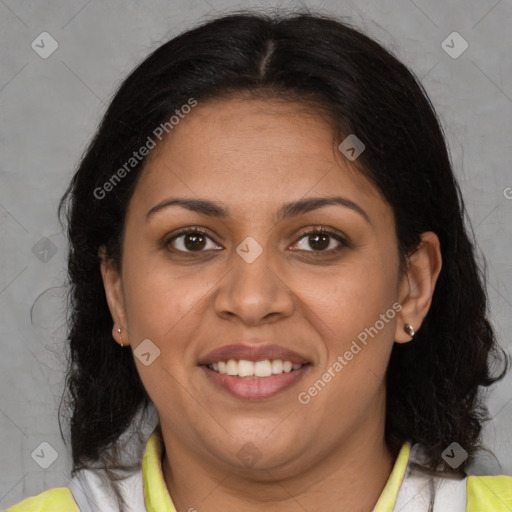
[142, 427, 411, 512]
[142, 427, 176, 512]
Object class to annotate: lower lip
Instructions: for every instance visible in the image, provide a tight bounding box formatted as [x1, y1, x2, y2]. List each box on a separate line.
[200, 364, 311, 400]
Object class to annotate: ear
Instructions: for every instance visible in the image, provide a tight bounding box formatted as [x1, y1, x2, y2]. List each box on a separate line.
[99, 245, 130, 347]
[395, 231, 442, 343]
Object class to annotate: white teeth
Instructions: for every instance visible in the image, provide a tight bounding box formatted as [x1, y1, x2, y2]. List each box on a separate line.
[226, 359, 238, 376]
[254, 360, 272, 377]
[207, 359, 305, 377]
[238, 359, 255, 377]
[271, 360, 283, 374]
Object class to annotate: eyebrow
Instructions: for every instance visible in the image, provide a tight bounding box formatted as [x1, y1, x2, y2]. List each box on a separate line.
[146, 196, 371, 225]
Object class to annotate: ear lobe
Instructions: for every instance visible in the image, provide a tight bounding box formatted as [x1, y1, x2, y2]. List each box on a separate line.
[99, 245, 129, 346]
[394, 231, 442, 344]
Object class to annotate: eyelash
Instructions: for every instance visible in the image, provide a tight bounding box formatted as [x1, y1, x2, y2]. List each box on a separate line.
[164, 225, 350, 257]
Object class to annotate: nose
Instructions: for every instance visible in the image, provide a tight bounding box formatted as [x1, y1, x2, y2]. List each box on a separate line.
[213, 239, 295, 326]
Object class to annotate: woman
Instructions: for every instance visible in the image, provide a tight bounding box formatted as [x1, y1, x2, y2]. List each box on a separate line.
[6, 10, 511, 512]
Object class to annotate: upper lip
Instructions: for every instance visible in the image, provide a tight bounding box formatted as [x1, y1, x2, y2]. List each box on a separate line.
[198, 343, 311, 365]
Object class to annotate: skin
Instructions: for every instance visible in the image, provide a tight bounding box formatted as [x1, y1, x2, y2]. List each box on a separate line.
[100, 96, 442, 512]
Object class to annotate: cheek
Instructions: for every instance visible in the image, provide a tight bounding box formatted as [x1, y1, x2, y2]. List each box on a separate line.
[297, 262, 398, 416]
[302, 256, 398, 340]
[121, 246, 213, 342]
[119, 250, 210, 411]
[295, 251, 400, 410]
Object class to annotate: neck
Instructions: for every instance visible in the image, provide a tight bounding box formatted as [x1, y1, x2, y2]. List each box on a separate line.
[161, 390, 395, 512]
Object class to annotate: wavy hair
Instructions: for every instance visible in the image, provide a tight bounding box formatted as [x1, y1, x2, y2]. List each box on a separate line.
[57, 9, 508, 510]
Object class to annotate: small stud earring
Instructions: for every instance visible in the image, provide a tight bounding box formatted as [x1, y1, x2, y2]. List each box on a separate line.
[404, 324, 415, 338]
[117, 328, 124, 347]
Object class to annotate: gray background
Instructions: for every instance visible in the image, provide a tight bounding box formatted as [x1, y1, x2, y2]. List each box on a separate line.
[1, 0, 511, 507]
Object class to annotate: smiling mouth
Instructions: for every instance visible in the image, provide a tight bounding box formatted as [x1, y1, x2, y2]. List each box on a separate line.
[200, 360, 312, 400]
[204, 359, 308, 378]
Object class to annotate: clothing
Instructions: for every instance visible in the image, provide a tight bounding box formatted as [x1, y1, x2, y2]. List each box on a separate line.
[5, 427, 512, 511]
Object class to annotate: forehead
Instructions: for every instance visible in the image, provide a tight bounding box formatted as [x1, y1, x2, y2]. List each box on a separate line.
[130, 96, 388, 221]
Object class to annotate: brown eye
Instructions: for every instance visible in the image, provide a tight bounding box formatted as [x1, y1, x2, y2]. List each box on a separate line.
[166, 228, 222, 253]
[306, 232, 330, 251]
[290, 228, 349, 254]
[182, 233, 207, 251]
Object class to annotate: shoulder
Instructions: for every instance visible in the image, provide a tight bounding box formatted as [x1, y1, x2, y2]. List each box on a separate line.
[4, 487, 80, 512]
[4, 467, 145, 512]
[466, 474, 512, 511]
[395, 472, 512, 511]
[394, 444, 512, 511]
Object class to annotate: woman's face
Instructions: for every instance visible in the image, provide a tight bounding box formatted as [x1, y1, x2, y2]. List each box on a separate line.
[101, 96, 440, 476]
